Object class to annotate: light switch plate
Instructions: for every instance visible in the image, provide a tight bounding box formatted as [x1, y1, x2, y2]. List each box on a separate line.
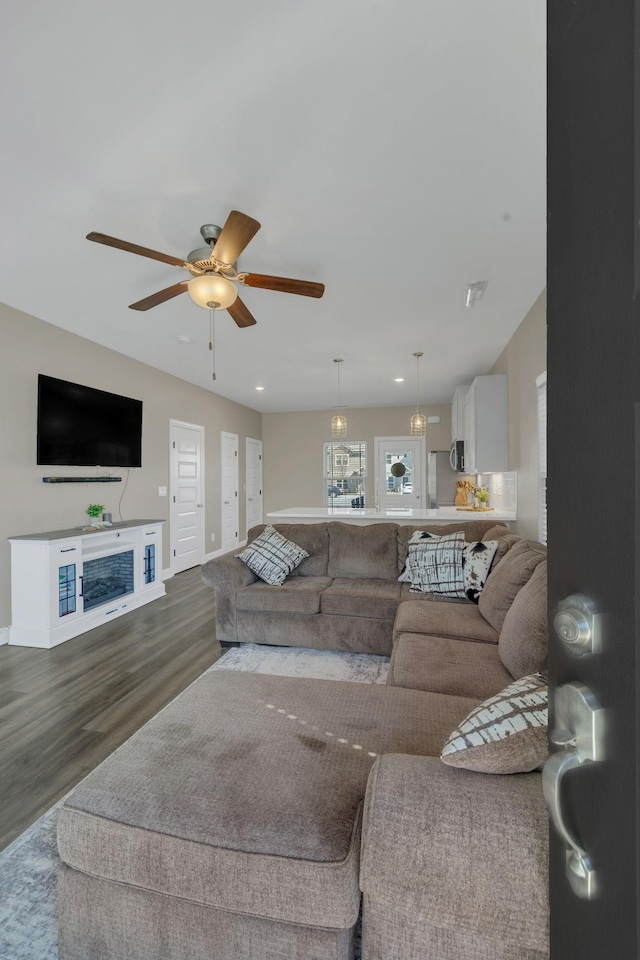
[158, 486, 167, 497]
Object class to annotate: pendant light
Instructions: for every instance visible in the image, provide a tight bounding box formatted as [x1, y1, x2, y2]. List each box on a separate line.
[331, 358, 348, 439]
[409, 351, 427, 437]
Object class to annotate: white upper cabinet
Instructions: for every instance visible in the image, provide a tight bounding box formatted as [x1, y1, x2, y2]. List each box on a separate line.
[451, 384, 471, 443]
[462, 374, 508, 474]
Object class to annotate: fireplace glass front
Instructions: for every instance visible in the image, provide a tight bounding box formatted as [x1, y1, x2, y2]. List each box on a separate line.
[82, 550, 135, 611]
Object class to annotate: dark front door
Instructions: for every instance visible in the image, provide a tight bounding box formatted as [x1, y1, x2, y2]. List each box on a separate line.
[548, 2, 640, 956]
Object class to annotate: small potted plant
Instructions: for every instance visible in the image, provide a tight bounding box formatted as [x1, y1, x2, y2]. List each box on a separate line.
[86, 503, 106, 528]
[475, 487, 490, 509]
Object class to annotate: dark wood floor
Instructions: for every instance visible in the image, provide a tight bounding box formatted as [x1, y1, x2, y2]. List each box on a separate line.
[0, 566, 225, 851]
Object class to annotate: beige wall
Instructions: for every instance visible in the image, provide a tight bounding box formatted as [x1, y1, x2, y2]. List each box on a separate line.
[262, 405, 452, 513]
[0, 304, 261, 630]
[263, 290, 547, 537]
[490, 289, 546, 540]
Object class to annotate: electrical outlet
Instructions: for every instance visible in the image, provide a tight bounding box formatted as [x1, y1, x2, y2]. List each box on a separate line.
[211, 533, 215, 542]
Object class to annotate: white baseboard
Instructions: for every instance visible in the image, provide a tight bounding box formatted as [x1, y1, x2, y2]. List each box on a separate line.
[161, 567, 174, 582]
[0, 626, 9, 646]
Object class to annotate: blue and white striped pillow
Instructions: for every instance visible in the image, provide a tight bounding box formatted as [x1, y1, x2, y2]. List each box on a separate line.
[236, 525, 309, 585]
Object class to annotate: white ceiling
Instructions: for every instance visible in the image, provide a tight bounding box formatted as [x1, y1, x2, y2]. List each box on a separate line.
[0, 1, 545, 414]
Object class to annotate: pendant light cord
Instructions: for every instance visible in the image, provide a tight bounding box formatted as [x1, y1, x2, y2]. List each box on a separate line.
[414, 351, 423, 414]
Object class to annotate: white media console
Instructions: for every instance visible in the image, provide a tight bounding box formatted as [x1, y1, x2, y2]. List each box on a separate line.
[9, 520, 166, 648]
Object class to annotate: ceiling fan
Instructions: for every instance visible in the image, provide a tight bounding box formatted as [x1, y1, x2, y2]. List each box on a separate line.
[86, 210, 325, 329]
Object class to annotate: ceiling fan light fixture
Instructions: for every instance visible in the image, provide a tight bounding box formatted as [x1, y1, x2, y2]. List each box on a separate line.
[188, 274, 238, 310]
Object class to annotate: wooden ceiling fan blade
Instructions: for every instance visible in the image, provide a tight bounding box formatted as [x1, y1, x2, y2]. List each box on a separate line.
[241, 272, 325, 298]
[212, 211, 261, 266]
[129, 281, 188, 311]
[87, 232, 186, 268]
[227, 296, 257, 328]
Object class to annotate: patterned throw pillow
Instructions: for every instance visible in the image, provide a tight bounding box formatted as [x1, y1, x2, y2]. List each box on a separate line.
[463, 540, 499, 603]
[440, 673, 548, 774]
[236, 525, 309, 585]
[400, 530, 466, 598]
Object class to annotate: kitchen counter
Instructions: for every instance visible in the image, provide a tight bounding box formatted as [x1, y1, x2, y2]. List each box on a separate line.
[266, 507, 516, 526]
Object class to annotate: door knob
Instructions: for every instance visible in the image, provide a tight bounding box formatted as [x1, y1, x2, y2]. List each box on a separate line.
[554, 594, 601, 655]
[543, 681, 605, 899]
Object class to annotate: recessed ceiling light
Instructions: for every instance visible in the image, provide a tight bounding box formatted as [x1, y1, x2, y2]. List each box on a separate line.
[255, 386, 265, 391]
[394, 377, 405, 382]
[176, 335, 193, 344]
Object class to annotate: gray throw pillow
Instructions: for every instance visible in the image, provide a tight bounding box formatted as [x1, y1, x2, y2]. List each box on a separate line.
[236, 524, 309, 585]
[440, 673, 548, 774]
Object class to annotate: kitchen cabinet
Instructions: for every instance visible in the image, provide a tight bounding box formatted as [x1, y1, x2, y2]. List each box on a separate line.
[451, 384, 471, 443]
[462, 374, 508, 474]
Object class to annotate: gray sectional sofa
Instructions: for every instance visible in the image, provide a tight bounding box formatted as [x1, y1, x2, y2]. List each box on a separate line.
[200, 519, 511, 654]
[57, 519, 550, 960]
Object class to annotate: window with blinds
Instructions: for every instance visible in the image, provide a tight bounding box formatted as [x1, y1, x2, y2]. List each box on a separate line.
[324, 441, 367, 506]
[536, 371, 547, 544]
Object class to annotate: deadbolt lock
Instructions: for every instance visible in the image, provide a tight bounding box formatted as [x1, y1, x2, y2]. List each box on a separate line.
[554, 594, 601, 656]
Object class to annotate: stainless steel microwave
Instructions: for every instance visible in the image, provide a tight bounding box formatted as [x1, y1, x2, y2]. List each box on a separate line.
[450, 439, 465, 472]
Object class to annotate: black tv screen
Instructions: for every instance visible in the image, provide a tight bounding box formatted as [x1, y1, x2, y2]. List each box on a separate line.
[37, 375, 143, 467]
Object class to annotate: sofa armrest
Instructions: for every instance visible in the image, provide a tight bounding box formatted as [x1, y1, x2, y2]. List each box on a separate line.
[201, 552, 257, 590]
[360, 754, 548, 954]
[201, 553, 258, 643]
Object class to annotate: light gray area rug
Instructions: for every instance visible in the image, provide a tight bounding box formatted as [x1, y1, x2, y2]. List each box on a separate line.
[0, 645, 388, 960]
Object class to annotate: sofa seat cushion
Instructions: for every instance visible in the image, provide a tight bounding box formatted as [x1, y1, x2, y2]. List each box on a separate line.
[57, 671, 477, 930]
[236, 576, 332, 615]
[393, 599, 499, 644]
[320, 578, 402, 619]
[389, 633, 514, 698]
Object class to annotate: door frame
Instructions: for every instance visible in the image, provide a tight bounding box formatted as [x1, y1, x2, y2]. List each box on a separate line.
[245, 438, 263, 530]
[168, 419, 205, 575]
[373, 435, 426, 510]
[220, 431, 239, 554]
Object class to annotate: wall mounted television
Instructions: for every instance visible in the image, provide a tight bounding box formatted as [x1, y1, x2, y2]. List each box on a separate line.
[37, 375, 143, 467]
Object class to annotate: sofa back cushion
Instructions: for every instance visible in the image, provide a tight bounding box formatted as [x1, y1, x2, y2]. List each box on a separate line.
[478, 539, 547, 633]
[499, 560, 548, 678]
[328, 522, 399, 579]
[247, 523, 329, 577]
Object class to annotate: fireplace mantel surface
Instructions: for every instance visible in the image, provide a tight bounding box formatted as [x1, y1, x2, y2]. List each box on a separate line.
[9, 519, 165, 541]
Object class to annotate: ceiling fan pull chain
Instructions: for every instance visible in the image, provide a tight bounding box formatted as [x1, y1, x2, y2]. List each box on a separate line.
[210, 306, 216, 380]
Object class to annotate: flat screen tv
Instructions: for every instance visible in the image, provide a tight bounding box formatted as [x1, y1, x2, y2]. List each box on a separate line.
[37, 375, 143, 467]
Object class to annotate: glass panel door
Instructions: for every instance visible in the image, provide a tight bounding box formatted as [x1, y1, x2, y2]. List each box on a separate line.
[374, 437, 424, 510]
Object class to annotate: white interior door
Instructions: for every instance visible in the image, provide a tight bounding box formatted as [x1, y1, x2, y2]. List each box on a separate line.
[169, 420, 205, 573]
[374, 436, 425, 510]
[221, 432, 239, 553]
[246, 438, 263, 532]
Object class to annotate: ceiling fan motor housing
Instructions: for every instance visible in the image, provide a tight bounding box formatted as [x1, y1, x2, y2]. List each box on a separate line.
[200, 224, 223, 246]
